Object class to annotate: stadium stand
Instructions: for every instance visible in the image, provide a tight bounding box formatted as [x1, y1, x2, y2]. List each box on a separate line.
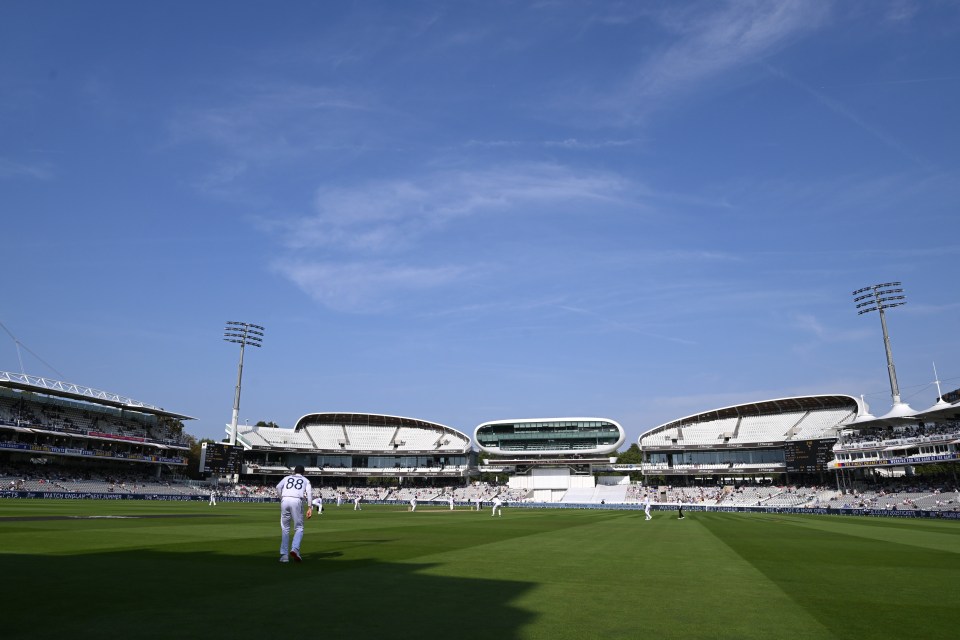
[0, 374, 192, 483]
[232, 413, 474, 486]
[638, 395, 861, 481]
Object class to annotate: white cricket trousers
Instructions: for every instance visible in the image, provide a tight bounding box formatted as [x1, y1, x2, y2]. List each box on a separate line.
[280, 497, 305, 555]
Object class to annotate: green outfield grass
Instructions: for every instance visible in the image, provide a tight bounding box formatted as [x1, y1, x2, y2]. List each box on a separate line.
[1, 500, 958, 639]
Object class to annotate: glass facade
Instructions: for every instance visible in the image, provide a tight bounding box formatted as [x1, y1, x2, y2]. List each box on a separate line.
[646, 449, 785, 466]
[315, 454, 468, 468]
[477, 420, 621, 452]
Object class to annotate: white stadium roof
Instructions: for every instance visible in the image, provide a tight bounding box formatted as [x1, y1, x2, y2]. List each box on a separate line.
[639, 395, 860, 448]
[0, 370, 194, 420]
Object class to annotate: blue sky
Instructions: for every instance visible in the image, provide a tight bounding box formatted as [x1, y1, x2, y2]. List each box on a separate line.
[2, 0, 958, 445]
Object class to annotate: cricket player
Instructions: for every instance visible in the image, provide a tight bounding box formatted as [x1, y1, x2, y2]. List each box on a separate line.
[644, 495, 652, 521]
[311, 496, 324, 516]
[491, 496, 503, 517]
[336, 493, 343, 507]
[353, 495, 362, 511]
[474, 496, 482, 511]
[410, 497, 417, 512]
[209, 490, 217, 506]
[276, 465, 313, 563]
[448, 495, 455, 511]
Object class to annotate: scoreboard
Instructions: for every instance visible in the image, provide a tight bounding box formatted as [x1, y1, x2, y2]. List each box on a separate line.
[199, 442, 244, 475]
[783, 439, 835, 473]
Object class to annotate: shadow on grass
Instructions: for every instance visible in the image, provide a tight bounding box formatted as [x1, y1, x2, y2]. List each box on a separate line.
[699, 514, 960, 639]
[0, 547, 537, 640]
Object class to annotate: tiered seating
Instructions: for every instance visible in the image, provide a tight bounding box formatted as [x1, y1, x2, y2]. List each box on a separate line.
[0, 398, 16, 423]
[393, 426, 443, 450]
[734, 413, 803, 443]
[559, 487, 594, 503]
[64, 479, 132, 493]
[763, 490, 815, 507]
[789, 409, 854, 440]
[722, 487, 777, 506]
[453, 485, 499, 501]
[913, 494, 960, 510]
[237, 427, 272, 448]
[594, 484, 629, 503]
[344, 425, 393, 450]
[642, 427, 680, 445]
[303, 425, 345, 449]
[679, 418, 737, 444]
[393, 488, 441, 502]
[0, 393, 43, 427]
[0, 388, 188, 446]
[252, 427, 314, 449]
[433, 431, 470, 451]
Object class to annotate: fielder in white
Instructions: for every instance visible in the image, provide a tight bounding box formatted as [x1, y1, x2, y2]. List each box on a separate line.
[474, 496, 482, 511]
[353, 495, 362, 511]
[491, 496, 503, 517]
[448, 495, 455, 511]
[336, 493, 343, 507]
[311, 496, 324, 516]
[208, 490, 217, 506]
[410, 497, 417, 512]
[276, 465, 313, 563]
[644, 495, 652, 521]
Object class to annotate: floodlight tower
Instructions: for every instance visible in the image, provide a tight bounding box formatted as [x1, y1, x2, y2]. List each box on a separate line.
[853, 282, 907, 409]
[223, 321, 264, 446]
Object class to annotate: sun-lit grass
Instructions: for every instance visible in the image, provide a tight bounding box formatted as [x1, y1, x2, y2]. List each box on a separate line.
[1, 500, 957, 639]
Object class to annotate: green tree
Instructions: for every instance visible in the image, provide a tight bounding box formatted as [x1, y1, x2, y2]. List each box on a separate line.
[255, 420, 280, 429]
[615, 443, 643, 465]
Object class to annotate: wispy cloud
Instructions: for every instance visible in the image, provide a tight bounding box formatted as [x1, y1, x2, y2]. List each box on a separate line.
[466, 137, 644, 149]
[0, 157, 53, 180]
[543, 137, 644, 149]
[901, 302, 960, 315]
[607, 0, 830, 119]
[723, 170, 960, 224]
[557, 304, 698, 345]
[271, 260, 467, 313]
[884, 0, 920, 23]
[167, 82, 378, 165]
[793, 313, 872, 342]
[271, 162, 632, 252]
[764, 63, 929, 167]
